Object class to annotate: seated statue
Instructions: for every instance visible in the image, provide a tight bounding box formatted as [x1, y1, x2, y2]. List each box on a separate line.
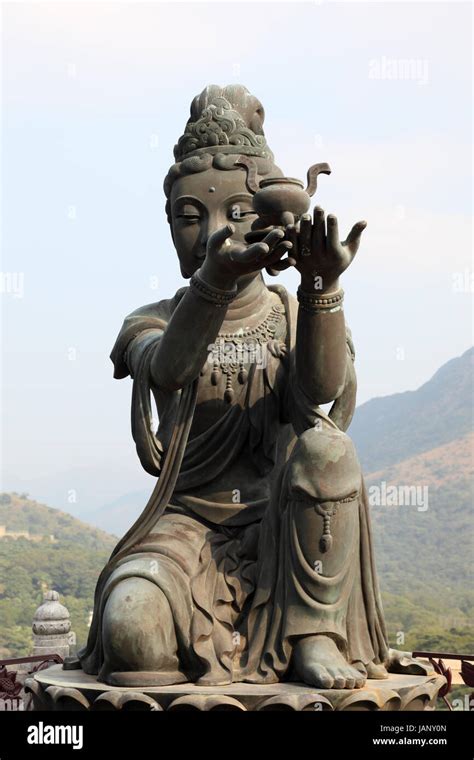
[67, 85, 427, 689]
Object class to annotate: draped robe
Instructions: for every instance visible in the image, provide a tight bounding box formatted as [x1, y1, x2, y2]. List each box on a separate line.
[73, 284, 389, 684]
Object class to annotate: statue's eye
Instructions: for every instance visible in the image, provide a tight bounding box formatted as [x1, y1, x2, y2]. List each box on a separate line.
[176, 204, 201, 223]
[228, 204, 257, 222]
[177, 215, 200, 224]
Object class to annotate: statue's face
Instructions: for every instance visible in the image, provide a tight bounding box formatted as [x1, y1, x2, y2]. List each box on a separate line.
[170, 167, 258, 278]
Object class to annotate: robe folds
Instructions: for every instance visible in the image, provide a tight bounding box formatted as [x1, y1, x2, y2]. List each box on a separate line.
[74, 284, 389, 684]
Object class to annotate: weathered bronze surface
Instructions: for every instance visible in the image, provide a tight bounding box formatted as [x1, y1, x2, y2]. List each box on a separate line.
[64, 85, 432, 691]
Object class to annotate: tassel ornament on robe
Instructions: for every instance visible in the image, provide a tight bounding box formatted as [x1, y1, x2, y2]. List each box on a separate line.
[314, 492, 359, 553]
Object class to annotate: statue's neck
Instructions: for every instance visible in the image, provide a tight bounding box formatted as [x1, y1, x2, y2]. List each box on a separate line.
[222, 273, 271, 325]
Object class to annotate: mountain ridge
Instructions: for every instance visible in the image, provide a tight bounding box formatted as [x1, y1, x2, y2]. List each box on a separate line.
[349, 346, 473, 472]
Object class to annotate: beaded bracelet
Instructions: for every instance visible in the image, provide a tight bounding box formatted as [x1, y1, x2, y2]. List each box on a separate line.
[190, 270, 238, 307]
[297, 286, 344, 313]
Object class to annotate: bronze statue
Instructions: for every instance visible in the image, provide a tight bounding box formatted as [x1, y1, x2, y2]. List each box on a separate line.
[66, 85, 428, 690]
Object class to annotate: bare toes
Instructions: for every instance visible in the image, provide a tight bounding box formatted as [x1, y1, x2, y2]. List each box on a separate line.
[339, 667, 361, 689]
[344, 672, 356, 689]
[313, 664, 334, 689]
[348, 665, 364, 681]
[366, 662, 389, 679]
[327, 667, 345, 689]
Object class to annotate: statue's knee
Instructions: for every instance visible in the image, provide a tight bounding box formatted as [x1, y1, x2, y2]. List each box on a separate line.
[287, 426, 361, 502]
[102, 577, 175, 669]
[103, 577, 161, 642]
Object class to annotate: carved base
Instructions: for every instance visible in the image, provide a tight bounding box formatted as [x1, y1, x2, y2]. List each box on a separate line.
[25, 664, 446, 711]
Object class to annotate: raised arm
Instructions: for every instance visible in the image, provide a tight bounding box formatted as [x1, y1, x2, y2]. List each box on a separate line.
[287, 207, 366, 404]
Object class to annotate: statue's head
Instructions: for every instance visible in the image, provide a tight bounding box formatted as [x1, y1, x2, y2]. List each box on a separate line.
[164, 85, 283, 278]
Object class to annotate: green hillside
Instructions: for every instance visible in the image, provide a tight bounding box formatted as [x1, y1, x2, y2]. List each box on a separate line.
[370, 461, 473, 654]
[348, 349, 474, 655]
[0, 492, 116, 657]
[0, 492, 116, 549]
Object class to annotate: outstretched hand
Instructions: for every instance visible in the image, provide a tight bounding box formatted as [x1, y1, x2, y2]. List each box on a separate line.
[200, 224, 295, 289]
[282, 207, 366, 292]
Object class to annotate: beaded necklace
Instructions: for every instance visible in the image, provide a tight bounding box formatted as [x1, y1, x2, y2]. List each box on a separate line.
[207, 303, 285, 402]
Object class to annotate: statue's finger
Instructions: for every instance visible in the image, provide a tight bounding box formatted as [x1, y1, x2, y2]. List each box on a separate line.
[260, 242, 293, 271]
[281, 211, 295, 226]
[236, 241, 269, 264]
[285, 224, 298, 260]
[312, 206, 325, 251]
[300, 214, 312, 256]
[326, 214, 339, 250]
[262, 227, 285, 250]
[207, 223, 235, 254]
[344, 221, 367, 253]
[265, 257, 296, 272]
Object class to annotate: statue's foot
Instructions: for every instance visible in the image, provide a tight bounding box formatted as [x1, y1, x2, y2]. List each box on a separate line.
[292, 635, 366, 689]
[352, 660, 388, 679]
[352, 660, 367, 677]
[366, 661, 389, 679]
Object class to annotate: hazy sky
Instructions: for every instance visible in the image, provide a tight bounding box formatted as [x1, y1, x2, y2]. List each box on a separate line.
[1, 2, 472, 508]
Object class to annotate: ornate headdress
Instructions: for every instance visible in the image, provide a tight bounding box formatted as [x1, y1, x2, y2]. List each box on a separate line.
[174, 84, 274, 162]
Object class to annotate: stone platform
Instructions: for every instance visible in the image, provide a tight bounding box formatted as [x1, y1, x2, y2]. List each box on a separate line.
[25, 664, 446, 711]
